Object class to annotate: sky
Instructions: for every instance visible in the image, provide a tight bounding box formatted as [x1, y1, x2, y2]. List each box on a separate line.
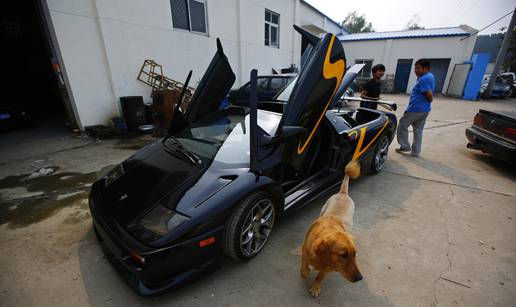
[306, 0, 516, 35]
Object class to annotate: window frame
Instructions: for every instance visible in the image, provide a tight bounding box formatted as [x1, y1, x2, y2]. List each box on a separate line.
[264, 9, 280, 48]
[355, 59, 374, 79]
[171, 0, 209, 35]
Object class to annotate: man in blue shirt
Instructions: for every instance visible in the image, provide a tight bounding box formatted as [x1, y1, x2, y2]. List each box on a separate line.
[396, 59, 435, 157]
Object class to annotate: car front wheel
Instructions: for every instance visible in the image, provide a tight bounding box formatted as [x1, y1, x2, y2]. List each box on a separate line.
[222, 191, 276, 261]
[370, 133, 390, 174]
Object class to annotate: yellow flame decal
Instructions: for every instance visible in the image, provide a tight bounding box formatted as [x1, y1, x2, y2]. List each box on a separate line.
[350, 120, 389, 161]
[297, 35, 345, 154]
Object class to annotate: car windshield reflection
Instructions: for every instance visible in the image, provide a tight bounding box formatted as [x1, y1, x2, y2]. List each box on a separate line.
[170, 109, 280, 168]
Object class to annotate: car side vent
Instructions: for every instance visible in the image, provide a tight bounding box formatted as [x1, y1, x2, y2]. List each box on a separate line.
[219, 175, 238, 181]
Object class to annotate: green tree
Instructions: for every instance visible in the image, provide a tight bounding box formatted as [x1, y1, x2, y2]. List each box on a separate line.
[405, 14, 425, 30]
[341, 11, 374, 33]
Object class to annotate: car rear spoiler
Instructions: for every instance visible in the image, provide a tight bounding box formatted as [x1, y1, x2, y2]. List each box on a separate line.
[341, 97, 398, 112]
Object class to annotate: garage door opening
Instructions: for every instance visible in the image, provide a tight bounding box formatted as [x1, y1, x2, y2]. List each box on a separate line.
[394, 59, 413, 93]
[427, 58, 451, 94]
[0, 0, 77, 137]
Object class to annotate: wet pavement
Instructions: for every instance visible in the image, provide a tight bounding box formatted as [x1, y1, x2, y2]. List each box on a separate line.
[0, 166, 113, 229]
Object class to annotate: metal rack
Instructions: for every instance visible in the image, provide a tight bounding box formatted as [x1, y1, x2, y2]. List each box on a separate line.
[136, 59, 195, 104]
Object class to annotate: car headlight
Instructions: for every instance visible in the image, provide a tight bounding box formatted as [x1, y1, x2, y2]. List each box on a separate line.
[139, 204, 190, 236]
[505, 86, 510, 91]
[104, 164, 124, 187]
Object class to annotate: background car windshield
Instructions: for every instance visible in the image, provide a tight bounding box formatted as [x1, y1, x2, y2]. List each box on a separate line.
[273, 76, 298, 101]
[172, 109, 280, 167]
[501, 75, 514, 83]
[269, 77, 288, 91]
[495, 76, 507, 84]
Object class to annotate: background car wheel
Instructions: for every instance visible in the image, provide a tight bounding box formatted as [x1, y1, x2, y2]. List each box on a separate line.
[222, 191, 276, 261]
[370, 133, 390, 174]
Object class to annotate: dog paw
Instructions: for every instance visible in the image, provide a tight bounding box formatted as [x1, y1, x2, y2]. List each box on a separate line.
[309, 285, 321, 297]
[300, 268, 309, 279]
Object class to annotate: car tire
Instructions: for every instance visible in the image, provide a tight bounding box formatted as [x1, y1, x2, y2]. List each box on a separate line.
[222, 191, 276, 261]
[369, 133, 391, 174]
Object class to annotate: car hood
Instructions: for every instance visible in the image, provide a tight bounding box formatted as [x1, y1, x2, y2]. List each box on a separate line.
[99, 138, 248, 232]
[100, 141, 208, 228]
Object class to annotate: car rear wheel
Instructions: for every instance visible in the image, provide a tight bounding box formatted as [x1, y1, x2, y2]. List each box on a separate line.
[370, 133, 390, 174]
[222, 191, 276, 261]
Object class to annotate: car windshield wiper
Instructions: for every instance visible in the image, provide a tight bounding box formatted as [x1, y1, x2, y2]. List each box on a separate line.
[163, 136, 202, 164]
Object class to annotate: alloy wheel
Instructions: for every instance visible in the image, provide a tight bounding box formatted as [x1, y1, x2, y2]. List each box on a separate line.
[239, 199, 275, 257]
[374, 135, 390, 171]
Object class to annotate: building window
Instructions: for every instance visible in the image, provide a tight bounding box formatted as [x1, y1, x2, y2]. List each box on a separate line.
[171, 0, 208, 34]
[265, 9, 279, 48]
[355, 59, 373, 79]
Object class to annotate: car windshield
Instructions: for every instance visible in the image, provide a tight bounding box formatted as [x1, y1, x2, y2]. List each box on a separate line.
[496, 76, 506, 84]
[483, 75, 507, 84]
[170, 108, 280, 168]
[273, 76, 298, 102]
[500, 75, 513, 83]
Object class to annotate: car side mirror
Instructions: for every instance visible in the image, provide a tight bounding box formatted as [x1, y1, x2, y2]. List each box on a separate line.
[273, 126, 308, 144]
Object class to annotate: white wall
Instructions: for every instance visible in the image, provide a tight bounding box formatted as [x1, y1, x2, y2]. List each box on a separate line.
[46, 0, 342, 128]
[47, 0, 118, 129]
[341, 35, 477, 94]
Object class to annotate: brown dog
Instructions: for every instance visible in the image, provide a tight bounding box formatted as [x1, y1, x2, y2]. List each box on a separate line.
[301, 160, 362, 297]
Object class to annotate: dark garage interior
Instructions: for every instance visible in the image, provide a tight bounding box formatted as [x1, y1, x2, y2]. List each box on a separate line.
[0, 0, 76, 136]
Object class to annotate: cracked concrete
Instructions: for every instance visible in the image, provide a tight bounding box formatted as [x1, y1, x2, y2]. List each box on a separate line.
[431, 186, 455, 307]
[0, 94, 515, 306]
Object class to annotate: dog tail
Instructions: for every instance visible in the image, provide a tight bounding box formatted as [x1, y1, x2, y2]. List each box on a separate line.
[339, 160, 361, 194]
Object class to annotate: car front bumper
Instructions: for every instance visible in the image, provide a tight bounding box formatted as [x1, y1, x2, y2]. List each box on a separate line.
[89, 189, 223, 296]
[466, 126, 516, 163]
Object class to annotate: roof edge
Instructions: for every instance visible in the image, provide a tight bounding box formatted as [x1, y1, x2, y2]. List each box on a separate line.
[458, 24, 478, 34]
[299, 0, 349, 34]
[339, 33, 472, 42]
[342, 26, 475, 36]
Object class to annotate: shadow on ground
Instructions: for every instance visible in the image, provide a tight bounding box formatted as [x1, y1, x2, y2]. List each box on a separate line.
[468, 152, 516, 179]
[389, 153, 478, 189]
[78, 162, 417, 306]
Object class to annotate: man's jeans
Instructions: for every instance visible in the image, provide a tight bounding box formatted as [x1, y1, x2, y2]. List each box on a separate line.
[396, 111, 429, 156]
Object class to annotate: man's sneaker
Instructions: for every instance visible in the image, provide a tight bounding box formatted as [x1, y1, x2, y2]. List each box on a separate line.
[395, 147, 411, 153]
[410, 152, 419, 157]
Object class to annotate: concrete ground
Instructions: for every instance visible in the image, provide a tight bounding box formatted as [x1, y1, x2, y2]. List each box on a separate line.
[0, 94, 515, 307]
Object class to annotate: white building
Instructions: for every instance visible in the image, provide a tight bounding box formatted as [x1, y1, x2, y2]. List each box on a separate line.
[39, 0, 346, 129]
[338, 26, 478, 95]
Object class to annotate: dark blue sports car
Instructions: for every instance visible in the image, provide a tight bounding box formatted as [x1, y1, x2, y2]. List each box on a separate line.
[89, 26, 398, 296]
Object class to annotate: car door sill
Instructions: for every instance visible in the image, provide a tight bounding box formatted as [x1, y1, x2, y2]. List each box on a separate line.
[283, 170, 339, 211]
